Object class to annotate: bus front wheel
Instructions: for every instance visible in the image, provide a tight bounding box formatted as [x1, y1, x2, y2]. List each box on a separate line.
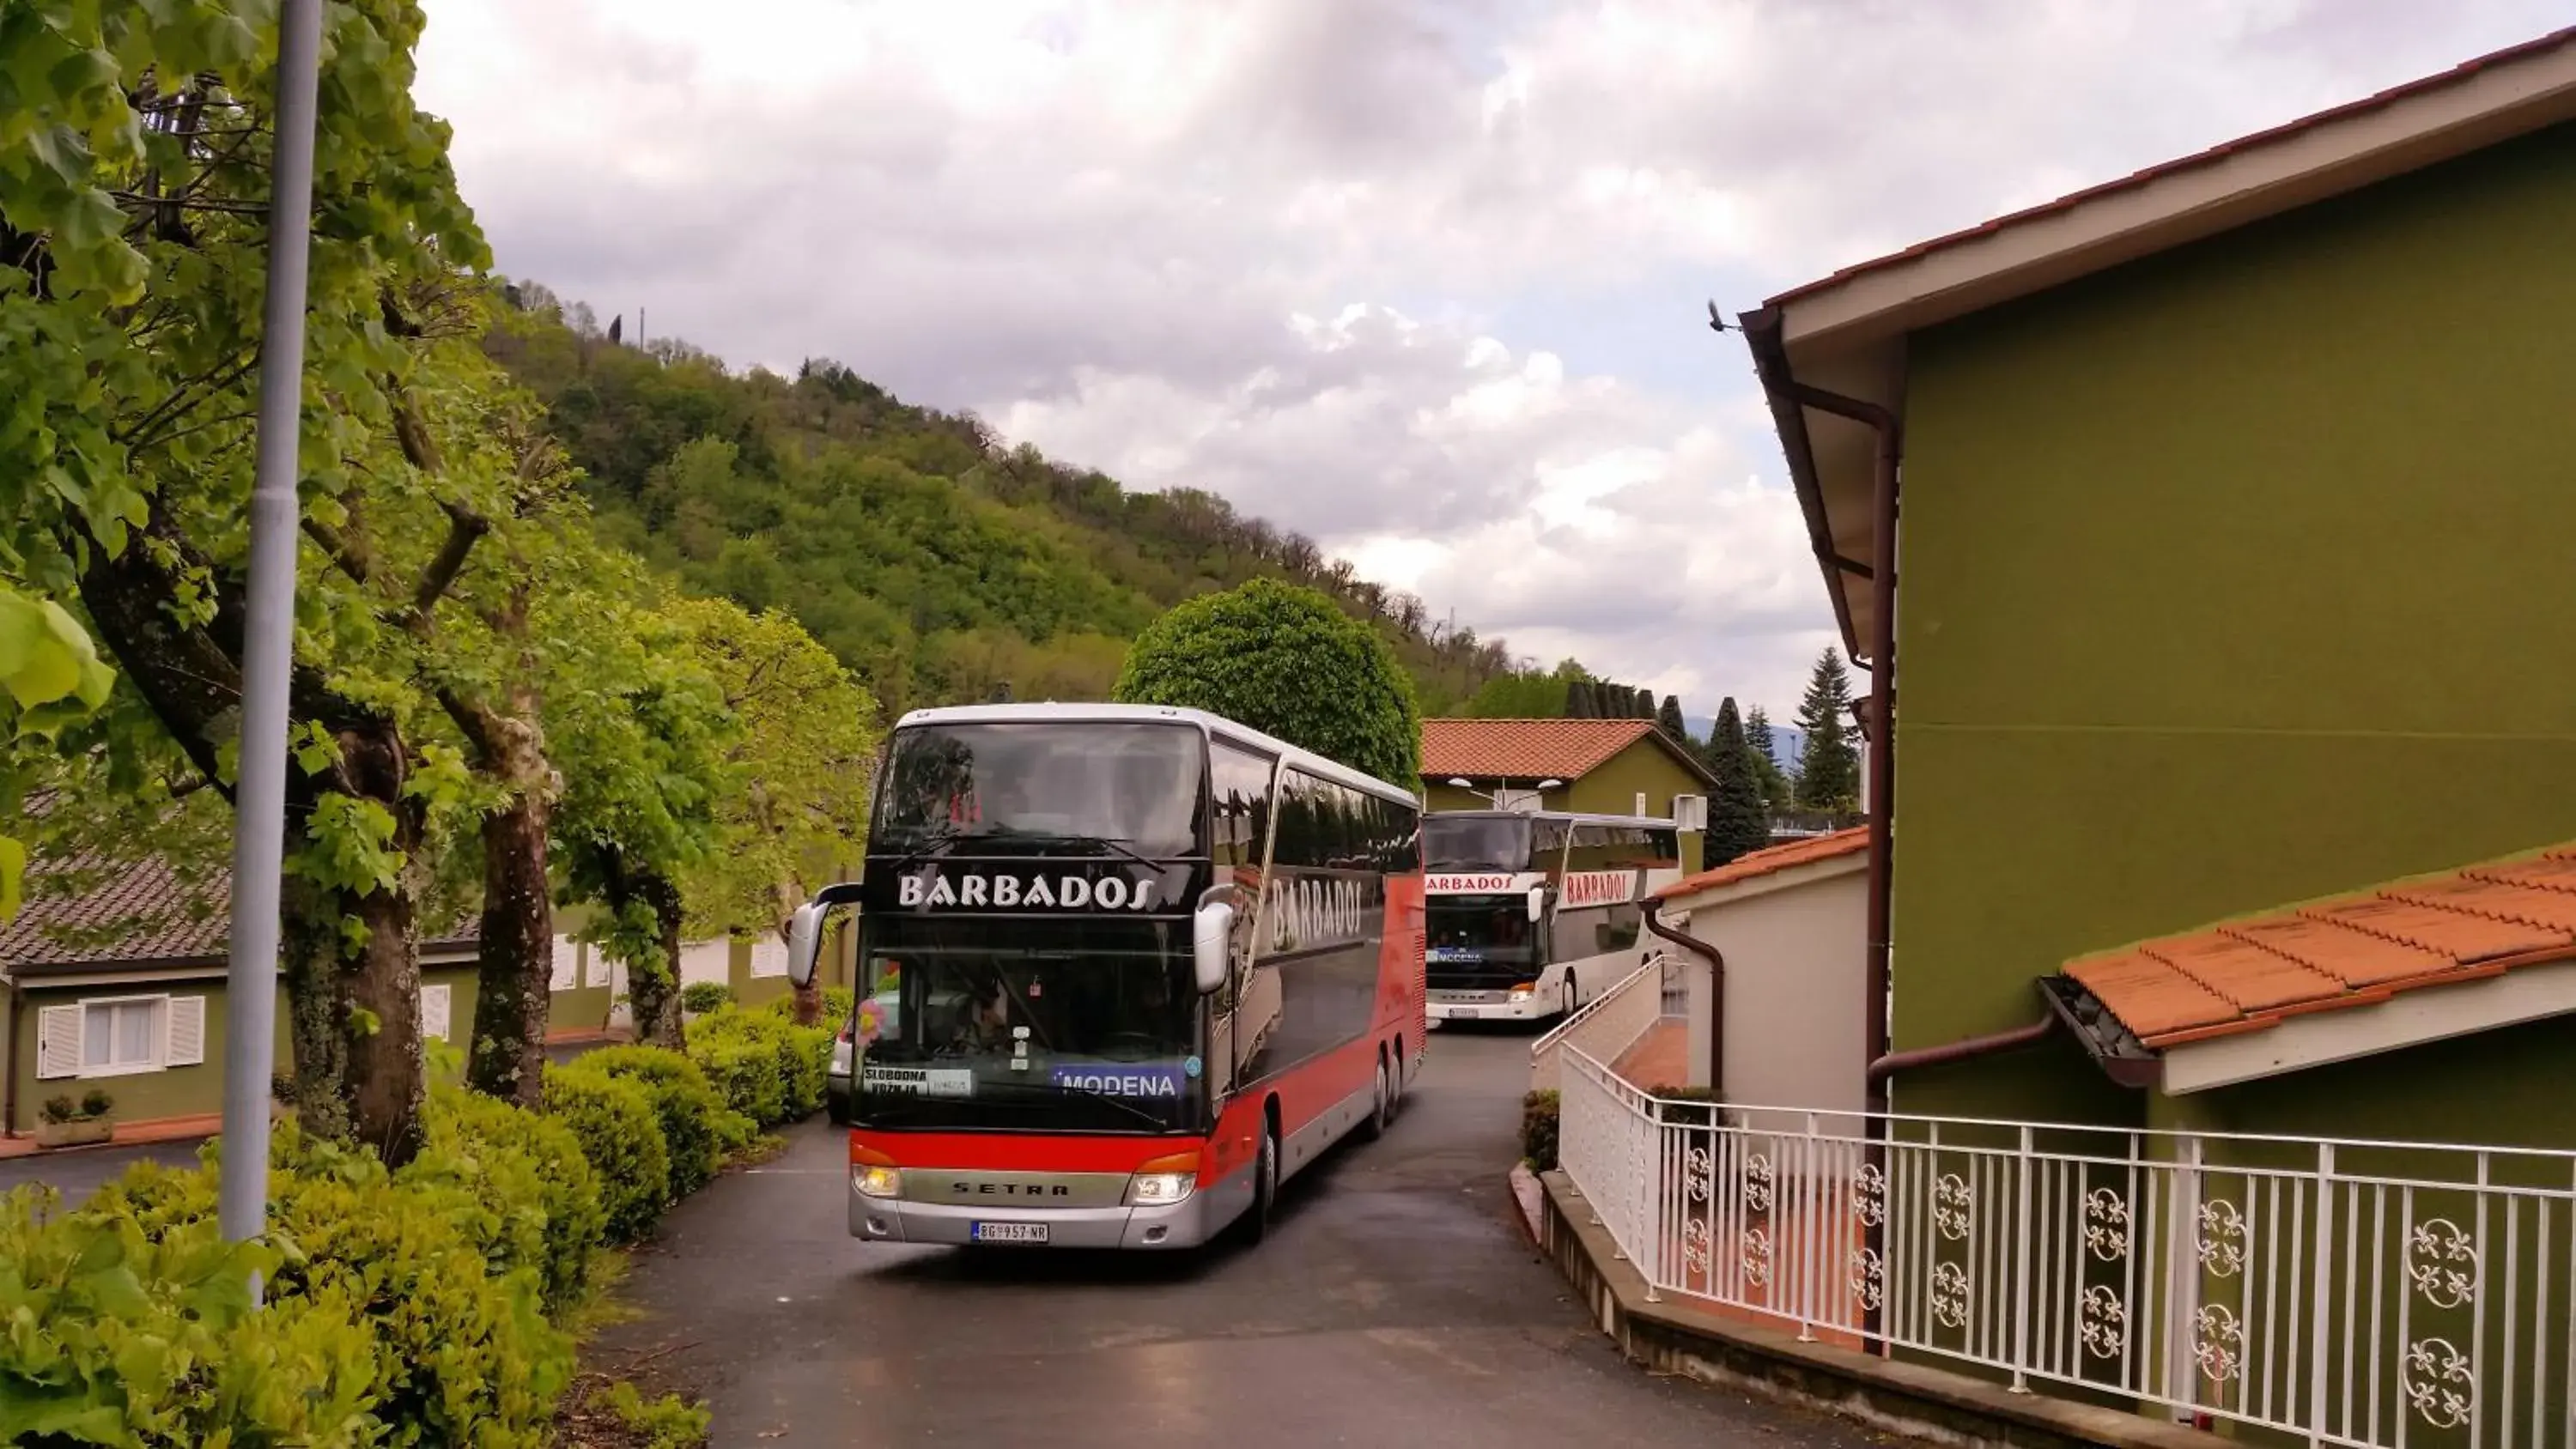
[1240, 1120, 1279, 1246]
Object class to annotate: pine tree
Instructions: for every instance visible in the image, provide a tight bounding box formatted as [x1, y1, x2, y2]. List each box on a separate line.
[1793, 649, 1862, 812]
[1633, 687, 1656, 719]
[1566, 678, 1597, 718]
[1656, 694, 1686, 741]
[1703, 698, 1771, 867]
[1744, 704, 1790, 809]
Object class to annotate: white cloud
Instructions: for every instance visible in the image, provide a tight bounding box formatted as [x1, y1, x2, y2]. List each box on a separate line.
[415, 0, 2570, 718]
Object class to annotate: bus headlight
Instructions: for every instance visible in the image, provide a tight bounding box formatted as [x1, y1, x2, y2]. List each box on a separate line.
[852, 1165, 902, 1199]
[1508, 982, 1536, 1001]
[1127, 1172, 1194, 1206]
[1126, 1150, 1201, 1207]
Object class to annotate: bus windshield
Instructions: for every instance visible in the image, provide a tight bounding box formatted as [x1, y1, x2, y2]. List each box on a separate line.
[1424, 815, 1533, 871]
[853, 916, 1204, 1134]
[873, 722, 1206, 858]
[1426, 894, 1538, 967]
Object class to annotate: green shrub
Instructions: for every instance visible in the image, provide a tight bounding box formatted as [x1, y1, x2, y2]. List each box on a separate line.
[75, 1126, 573, 1447]
[679, 980, 733, 1014]
[1649, 1085, 1734, 1128]
[541, 1065, 672, 1243]
[0, 1184, 381, 1444]
[690, 1005, 830, 1125]
[404, 1084, 609, 1316]
[1521, 1089, 1559, 1171]
[571, 1045, 753, 1197]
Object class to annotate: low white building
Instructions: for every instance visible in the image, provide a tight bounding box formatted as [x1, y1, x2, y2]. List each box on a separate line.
[1649, 828, 1868, 1113]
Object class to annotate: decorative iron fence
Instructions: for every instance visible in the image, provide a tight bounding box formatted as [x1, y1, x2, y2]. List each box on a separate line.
[1556, 1045, 2576, 1447]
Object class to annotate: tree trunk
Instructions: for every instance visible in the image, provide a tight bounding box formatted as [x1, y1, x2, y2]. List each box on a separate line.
[467, 786, 553, 1105]
[627, 871, 688, 1050]
[76, 531, 430, 1164]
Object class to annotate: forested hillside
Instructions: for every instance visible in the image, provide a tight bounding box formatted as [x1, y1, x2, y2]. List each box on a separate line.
[482, 287, 1523, 719]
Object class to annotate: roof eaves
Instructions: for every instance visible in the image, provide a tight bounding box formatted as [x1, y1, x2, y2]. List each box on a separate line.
[1762, 26, 2576, 322]
[1741, 306, 1864, 663]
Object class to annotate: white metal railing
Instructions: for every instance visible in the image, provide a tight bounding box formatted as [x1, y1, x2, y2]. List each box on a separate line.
[1529, 952, 1668, 1095]
[1556, 1044, 2576, 1447]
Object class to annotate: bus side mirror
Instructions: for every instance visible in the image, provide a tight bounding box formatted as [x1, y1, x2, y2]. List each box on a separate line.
[787, 902, 826, 988]
[1527, 886, 1546, 923]
[1192, 900, 1235, 996]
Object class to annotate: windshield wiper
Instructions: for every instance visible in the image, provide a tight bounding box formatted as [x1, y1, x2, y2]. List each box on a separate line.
[1043, 834, 1163, 870]
[879, 826, 965, 874]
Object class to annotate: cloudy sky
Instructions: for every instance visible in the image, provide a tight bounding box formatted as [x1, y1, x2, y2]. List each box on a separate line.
[414, 0, 2566, 720]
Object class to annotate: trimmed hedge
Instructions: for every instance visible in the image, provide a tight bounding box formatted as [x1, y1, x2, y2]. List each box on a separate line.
[542, 1064, 671, 1244]
[0, 1026, 825, 1444]
[679, 980, 733, 1014]
[62, 1126, 573, 1447]
[687, 1005, 831, 1128]
[570, 1045, 753, 1199]
[404, 1084, 608, 1315]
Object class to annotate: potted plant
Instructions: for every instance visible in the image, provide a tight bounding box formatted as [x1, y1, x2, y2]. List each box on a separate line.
[34, 1088, 114, 1149]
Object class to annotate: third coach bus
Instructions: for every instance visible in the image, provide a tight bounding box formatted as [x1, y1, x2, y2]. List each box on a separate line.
[786, 702, 1425, 1251]
[1419, 809, 1681, 1023]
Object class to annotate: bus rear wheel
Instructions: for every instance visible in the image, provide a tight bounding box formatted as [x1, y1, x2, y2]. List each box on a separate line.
[1360, 1054, 1389, 1142]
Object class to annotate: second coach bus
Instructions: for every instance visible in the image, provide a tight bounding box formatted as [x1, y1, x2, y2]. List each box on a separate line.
[1419, 809, 1681, 1023]
[786, 702, 1425, 1251]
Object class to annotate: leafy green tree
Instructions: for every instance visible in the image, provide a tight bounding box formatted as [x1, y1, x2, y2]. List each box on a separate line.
[1113, 579, 1422, 784]
[1703, 699, 1770, 866]
[550, 602, 732, 1050]
[1743, 704, 1790, 810]
[666, 597, 879, 1026]
[1794, 650, 1862, 812]
[1, 0, 490, 1162]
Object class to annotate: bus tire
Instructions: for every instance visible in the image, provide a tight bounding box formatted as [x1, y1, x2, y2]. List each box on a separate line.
[1388, 1035, 1406, 1115]
[1560, 977, 1577, 1020]
[1240, 1117, 1280, 1246]
[1360, 1052, 1389, 1142]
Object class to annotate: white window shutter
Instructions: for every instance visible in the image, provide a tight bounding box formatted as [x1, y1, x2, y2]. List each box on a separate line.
[166, 996, 207, 1066]
[35, 1005, 80, 1080]
[421, 983, 452, 1041]
[550, 935, 580, 992]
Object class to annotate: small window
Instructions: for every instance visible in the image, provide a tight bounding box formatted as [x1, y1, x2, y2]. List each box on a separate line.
[82, 997, 164, 1076]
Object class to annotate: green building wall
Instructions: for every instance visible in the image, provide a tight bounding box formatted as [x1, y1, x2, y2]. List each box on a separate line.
[1886, 120, 2576, 1125]
[3, 962, 485, 1135]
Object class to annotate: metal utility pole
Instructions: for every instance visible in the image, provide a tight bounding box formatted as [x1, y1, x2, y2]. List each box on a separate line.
[221, 0, 325, 1262]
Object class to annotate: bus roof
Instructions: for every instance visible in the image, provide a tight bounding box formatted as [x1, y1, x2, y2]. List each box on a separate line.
[1426, 808, 1681, 831]
[890, 701, 1421, 809]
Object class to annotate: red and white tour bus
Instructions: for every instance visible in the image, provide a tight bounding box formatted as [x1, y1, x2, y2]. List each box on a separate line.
[787, 702, 1426, 1250]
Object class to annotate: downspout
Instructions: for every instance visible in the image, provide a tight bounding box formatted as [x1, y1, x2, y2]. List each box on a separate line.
[1734, 303, 1902, 1354]
[1642, 900, 1723, 1094]
[1867, 1016, 2054, 1085]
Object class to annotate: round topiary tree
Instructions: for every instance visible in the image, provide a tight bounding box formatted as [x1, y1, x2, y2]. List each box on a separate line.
[1113, 578, 1423, 785]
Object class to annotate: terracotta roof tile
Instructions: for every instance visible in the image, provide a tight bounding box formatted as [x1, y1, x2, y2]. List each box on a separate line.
[1653, 827, 1869, 901]
[0, 847, 477, 971]
[2065, 950, 2239, 1039]
[1420, 718, 1714, 787]
[2062, 844, 2576, 1050]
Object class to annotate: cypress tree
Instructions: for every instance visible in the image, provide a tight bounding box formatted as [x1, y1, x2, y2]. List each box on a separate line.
[1704, 698, 1771, 866]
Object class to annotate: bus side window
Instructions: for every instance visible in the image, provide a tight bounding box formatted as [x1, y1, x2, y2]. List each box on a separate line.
[1211, 742, 1275, 873]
